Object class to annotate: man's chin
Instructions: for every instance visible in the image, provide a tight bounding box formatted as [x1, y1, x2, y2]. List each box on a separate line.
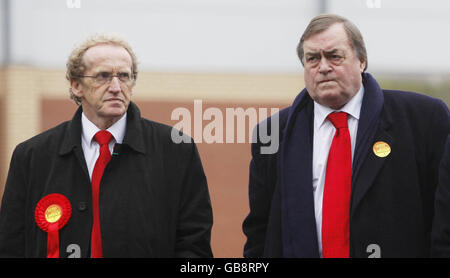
[316, 91, 348, 110]
[103, 106, 127, 118]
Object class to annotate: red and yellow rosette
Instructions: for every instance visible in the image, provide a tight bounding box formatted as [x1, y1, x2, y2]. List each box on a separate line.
[35, 193, 72, 258]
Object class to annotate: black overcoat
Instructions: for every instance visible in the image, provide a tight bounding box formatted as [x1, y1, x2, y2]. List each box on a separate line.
[243, 73, 450, 258]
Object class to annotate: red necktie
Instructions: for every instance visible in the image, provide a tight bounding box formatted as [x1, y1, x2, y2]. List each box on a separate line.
[91, 130, 113, 258]
[322, 112, 352, 258]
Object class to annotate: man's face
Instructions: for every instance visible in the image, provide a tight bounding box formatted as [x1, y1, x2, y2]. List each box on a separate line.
[302, 23, 365, 109]
[71, 43, 134, 127]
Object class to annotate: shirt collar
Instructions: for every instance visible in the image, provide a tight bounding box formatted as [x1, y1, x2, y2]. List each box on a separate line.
[81, 112, 127, 146]
[314, 83, 365, 128]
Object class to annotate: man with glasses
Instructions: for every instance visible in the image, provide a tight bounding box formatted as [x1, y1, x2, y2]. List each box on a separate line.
[0, 34, 213, 258]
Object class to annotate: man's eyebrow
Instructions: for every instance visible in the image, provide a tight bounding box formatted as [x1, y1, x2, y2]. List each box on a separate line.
[323, 49, 343, 55]
[305, 51, 320, 56]
[305, 48, 343, 56]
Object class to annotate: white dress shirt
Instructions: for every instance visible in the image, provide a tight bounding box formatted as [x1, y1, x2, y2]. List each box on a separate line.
[81, 113, 127, 180]
[312, 84, 364, 257]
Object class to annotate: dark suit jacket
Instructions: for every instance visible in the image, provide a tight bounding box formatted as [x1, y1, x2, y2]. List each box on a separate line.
[243, 72, 450, 258]
[0, 102, 213, 258]
[431, 134, 450, 257]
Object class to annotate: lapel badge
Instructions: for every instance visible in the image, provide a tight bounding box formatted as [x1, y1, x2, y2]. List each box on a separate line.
[373, 141, 391, 158]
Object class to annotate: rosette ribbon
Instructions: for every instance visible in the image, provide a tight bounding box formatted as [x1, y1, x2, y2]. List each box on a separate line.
[35, 194, 72, 258]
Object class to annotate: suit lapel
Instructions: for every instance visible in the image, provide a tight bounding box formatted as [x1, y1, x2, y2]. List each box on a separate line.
[280, 90, 319, 258]
[351, 125, 394, 216]
[350, 73, 393, 215]
[58, 106, 91, 181]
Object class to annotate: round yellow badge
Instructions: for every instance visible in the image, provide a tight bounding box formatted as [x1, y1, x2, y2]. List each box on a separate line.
[373, 141, 391, 158]
[45, 204, 62, 223]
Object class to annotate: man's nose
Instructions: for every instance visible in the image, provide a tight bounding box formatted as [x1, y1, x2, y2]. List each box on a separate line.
[108, 76, 121, 92]
[318, 57, 332, 74]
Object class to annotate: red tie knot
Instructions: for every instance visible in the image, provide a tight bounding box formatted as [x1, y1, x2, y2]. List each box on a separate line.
[94, 130, 113, 146]
[327, 112, 348, 129]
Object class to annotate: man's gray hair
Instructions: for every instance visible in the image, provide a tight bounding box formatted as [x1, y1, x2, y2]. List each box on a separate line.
[297, 14, 368, 71]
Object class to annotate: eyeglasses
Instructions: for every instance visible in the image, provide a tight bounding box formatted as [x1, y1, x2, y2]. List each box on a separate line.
[78, 72, 136, 86]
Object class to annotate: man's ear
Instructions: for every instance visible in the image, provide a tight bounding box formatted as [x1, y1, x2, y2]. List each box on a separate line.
[70, 79, 84, 98]
[360, 60, 366, 73]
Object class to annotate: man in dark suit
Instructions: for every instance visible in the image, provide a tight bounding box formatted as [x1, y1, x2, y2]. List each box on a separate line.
[0, 34, 213, 258]
[243, 14, 450, 258]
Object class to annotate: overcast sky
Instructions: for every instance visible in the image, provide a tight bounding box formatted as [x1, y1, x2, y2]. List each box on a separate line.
[2, 0, 450, 75]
